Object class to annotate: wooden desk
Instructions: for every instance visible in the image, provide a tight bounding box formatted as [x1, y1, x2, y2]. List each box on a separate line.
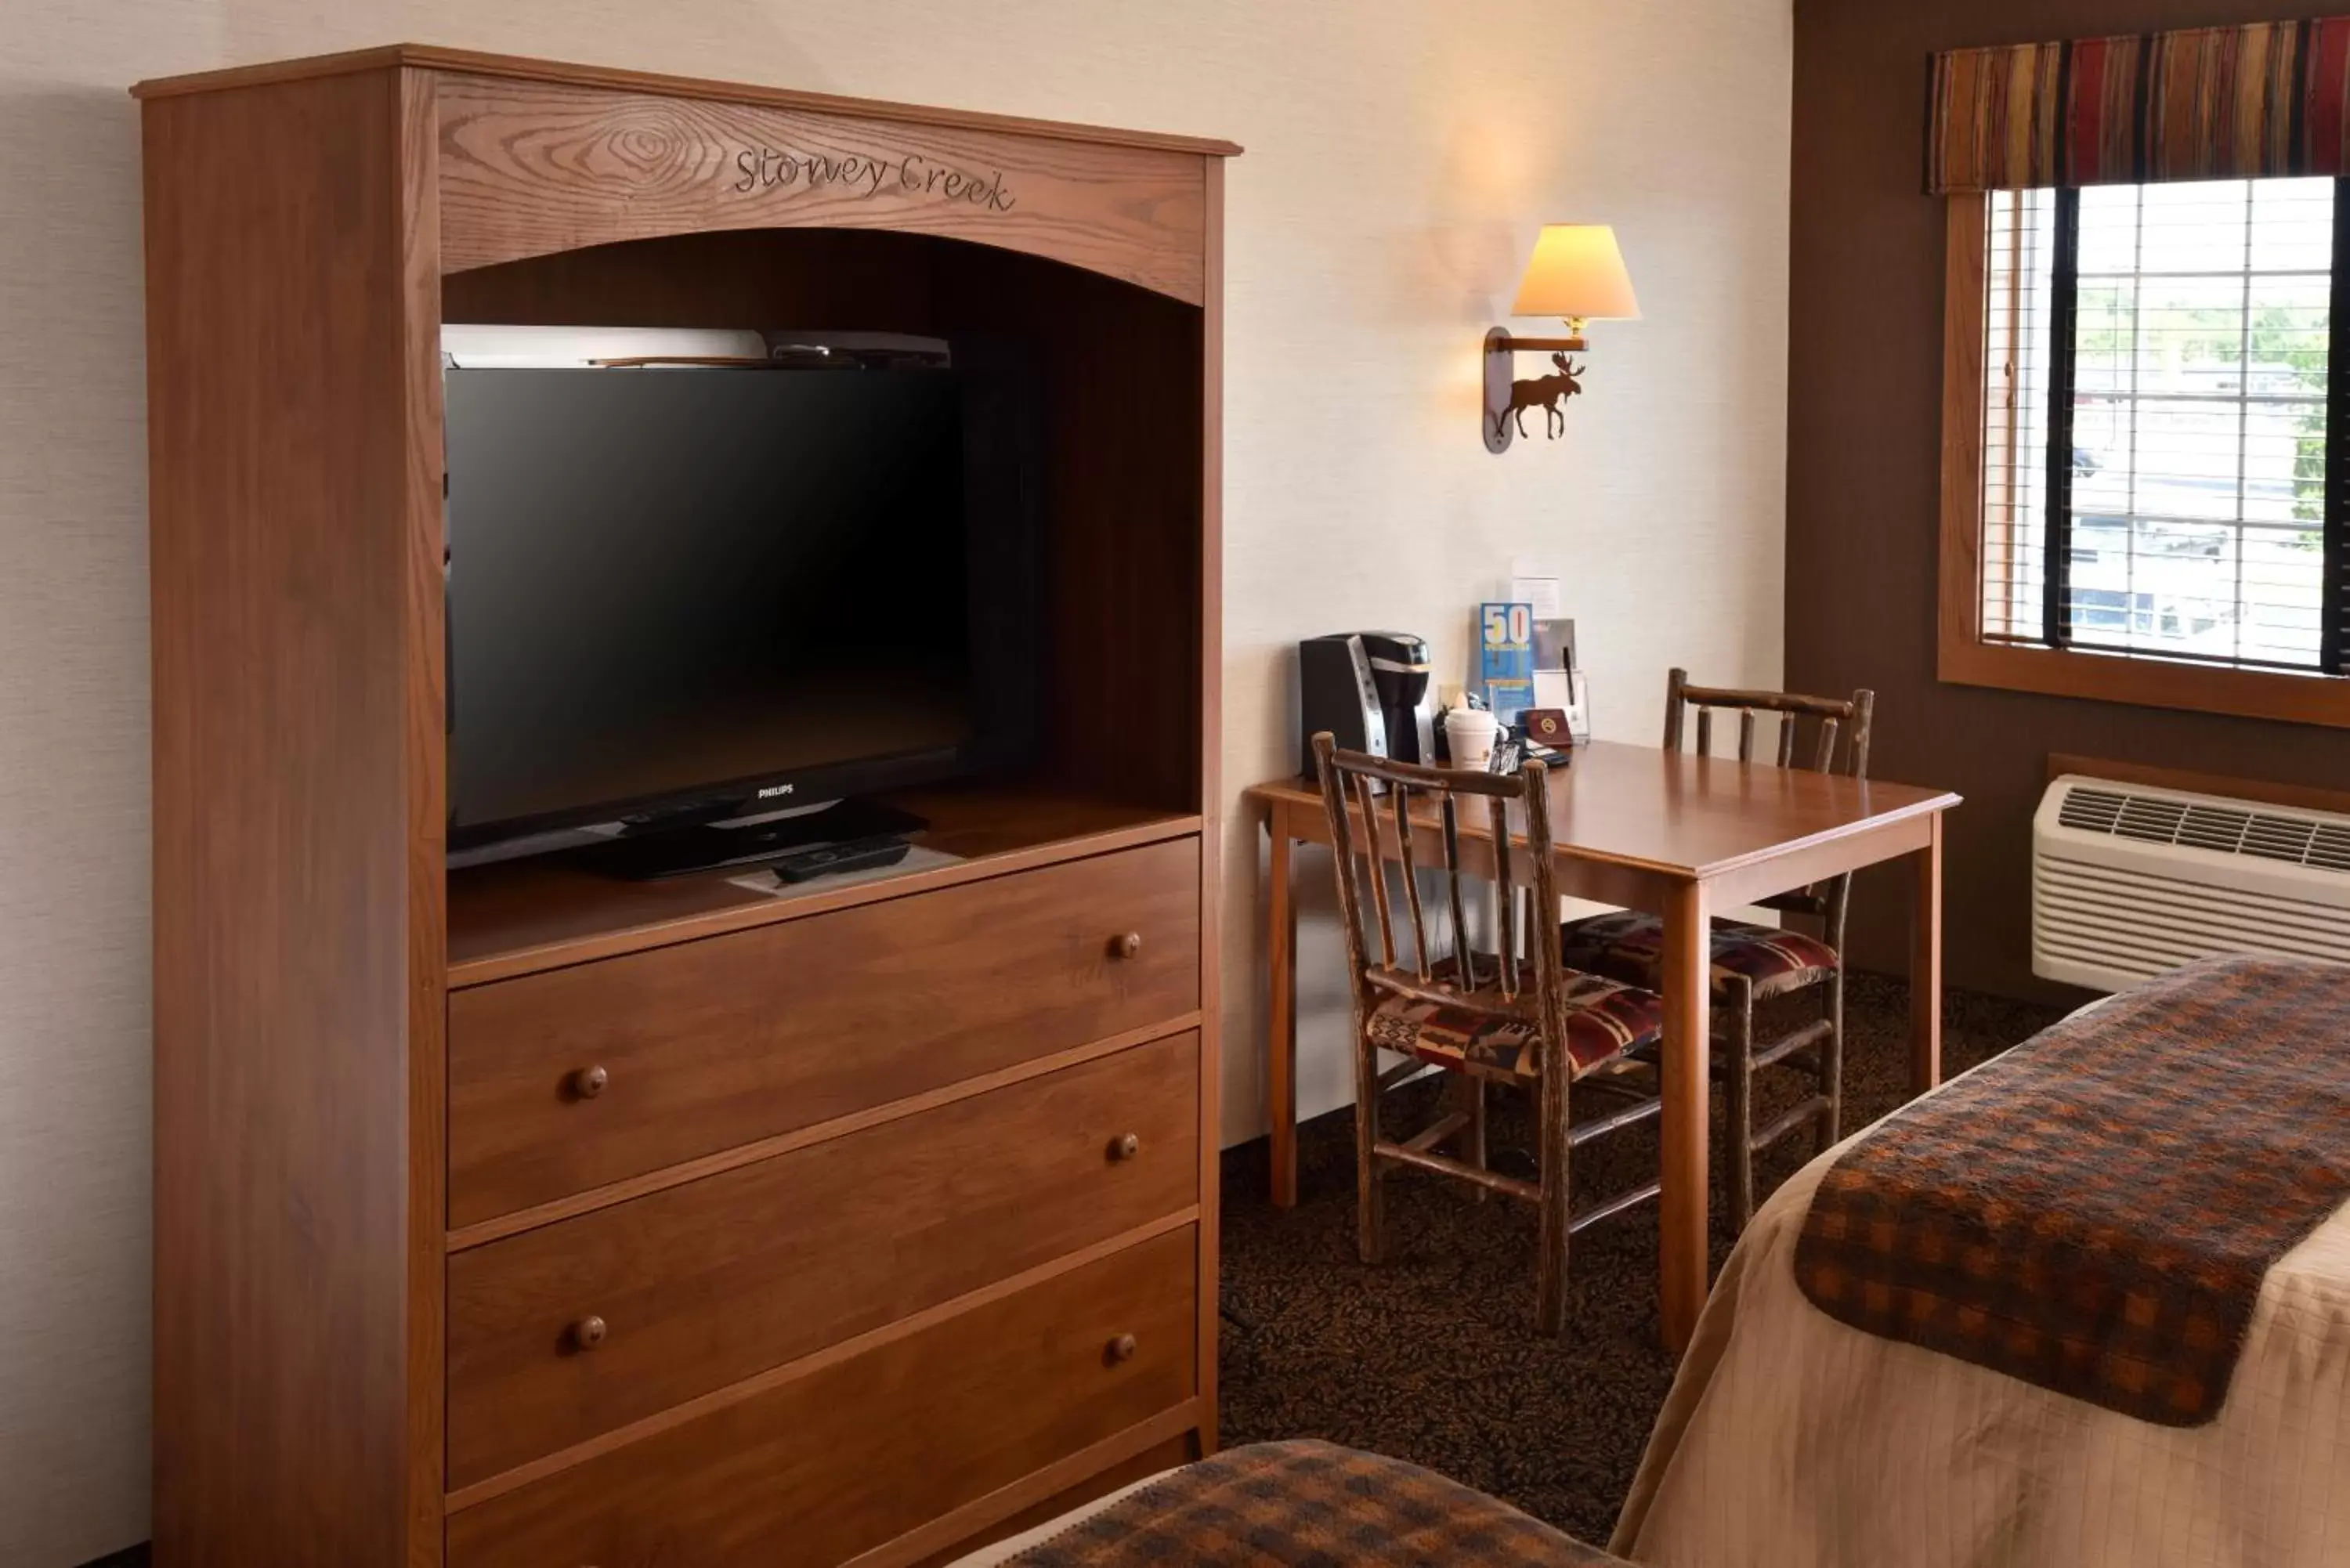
[1246, 740, 1960, 1353]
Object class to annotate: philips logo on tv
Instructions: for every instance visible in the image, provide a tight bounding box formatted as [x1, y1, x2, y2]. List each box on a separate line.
[757, 784, 795, 800]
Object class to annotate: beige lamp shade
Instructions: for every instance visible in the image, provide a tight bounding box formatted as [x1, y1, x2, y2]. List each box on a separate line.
[1510, 225, 1640, 322]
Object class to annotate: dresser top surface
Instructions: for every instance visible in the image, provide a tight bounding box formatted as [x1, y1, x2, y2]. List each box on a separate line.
[446, 788, 1199, 988]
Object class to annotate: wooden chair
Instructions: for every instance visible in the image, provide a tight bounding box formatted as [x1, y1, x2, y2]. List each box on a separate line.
[1311, 732, 1667, 1335]
[1559, 668, 1875, 1227]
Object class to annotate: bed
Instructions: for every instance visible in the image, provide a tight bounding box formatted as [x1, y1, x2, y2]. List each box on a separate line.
[1612, 954, 2350, 1567]
[953, 1440, 1631, 1566]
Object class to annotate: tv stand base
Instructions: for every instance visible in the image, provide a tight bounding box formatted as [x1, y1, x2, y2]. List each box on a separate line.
[573, 798, 929, 880]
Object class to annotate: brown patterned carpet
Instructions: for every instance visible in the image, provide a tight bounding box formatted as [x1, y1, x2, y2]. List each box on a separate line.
[1216, 972, 2070, 1547]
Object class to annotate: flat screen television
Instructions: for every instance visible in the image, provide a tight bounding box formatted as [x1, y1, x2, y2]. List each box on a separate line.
[442, 327, 1041, 871]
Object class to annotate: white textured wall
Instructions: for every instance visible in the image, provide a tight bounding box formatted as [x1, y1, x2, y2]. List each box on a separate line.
[0, 2, 1790, 1561]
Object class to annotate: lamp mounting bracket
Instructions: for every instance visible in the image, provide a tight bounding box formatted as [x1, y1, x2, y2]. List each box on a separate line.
[1481, 327, 1588, 453]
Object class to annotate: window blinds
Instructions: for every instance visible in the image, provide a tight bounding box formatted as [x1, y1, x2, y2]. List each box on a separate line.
[1980, 190, 2056, 645]
[1980, 177, 2341, 671]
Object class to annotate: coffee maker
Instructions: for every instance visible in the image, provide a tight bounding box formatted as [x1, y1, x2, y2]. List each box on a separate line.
[1298, 631, 1437, 775]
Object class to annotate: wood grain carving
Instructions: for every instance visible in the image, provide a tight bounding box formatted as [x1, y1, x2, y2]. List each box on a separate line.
[435, 74, 1208, 300]
[135, 44, 1242, 158]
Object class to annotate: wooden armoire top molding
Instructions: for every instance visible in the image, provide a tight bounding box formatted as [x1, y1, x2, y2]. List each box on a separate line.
[128, 45, 1245, 157]
[132, 45, 1241, 299]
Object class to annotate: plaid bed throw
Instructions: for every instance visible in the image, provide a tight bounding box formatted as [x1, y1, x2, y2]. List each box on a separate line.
[1003, 1440, 1625, 1566]
[1795, 954, 2350, 1426]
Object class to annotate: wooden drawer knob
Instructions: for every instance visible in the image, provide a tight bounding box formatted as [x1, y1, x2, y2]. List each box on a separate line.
[569, 1315, 608, 1352]
[1111, 931, 1144, 960]
[571, 1064, 609, 1100]
[1106, 1332, 1137, 1364]
[1109, 1133, 1141, 1162]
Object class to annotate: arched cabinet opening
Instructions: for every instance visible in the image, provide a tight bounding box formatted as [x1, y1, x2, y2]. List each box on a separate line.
[441, 225, 1206, 822]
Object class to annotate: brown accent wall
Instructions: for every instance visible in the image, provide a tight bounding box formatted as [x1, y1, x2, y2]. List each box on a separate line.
[1790, 0, 2350, 1002]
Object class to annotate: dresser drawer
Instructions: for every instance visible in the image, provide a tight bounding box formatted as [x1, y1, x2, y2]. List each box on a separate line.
[447, 1031, 1198, 1488]
[446, 1224, 1198, 1568]
[448, 836, 1200, 1225]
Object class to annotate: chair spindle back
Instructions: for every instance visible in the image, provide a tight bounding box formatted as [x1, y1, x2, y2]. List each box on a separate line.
[1665, 667, 1873, 779]
[1311, 732, 1569, 1048]
[1661, 667, 1876, 945]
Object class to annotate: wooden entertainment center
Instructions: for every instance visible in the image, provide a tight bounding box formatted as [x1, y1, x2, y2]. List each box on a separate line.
[136, 46, 1234, 1567]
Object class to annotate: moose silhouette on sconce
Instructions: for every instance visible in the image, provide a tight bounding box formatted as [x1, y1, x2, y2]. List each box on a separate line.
[1495, 352, 1583, 442]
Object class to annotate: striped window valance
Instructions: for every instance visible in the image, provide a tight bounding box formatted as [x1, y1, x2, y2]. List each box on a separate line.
[1929, 18, 2350, 192]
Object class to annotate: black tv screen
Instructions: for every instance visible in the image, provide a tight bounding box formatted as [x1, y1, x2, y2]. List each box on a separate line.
[444, 363, 1000, 845]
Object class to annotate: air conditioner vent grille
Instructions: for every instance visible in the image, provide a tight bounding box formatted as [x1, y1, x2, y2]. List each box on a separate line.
[2175, 805, 2253, 852]
[2055, 783, 2350, 874]
[2114, 796, 2188, 843]
[2243, 817, 2318, 862]
[2313, 826, 2350, 873]
[2056, 787, 2127, 833]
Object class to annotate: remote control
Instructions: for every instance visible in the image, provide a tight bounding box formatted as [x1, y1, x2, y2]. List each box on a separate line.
[772, 835, 913, 884]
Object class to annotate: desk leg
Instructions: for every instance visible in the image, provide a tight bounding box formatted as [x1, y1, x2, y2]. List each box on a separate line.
[1909, 811, 1943, 1096]
[1267, 810, 1300, 1209]
[1658, 877, 1711, 1356]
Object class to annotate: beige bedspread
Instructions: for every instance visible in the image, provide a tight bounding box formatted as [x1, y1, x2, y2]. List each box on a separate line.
[1612, 1063, 2350, 1566]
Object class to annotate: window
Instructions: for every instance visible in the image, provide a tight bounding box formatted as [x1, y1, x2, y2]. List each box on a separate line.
[1981, 176, 2343, 669]
[1942, 178, 2350, 727]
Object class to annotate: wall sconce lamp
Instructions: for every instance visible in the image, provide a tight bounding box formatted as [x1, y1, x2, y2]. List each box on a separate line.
[1483, 224, 1640, 453]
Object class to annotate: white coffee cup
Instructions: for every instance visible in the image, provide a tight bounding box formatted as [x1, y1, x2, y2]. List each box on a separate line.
[1444, 708, 1500, 771]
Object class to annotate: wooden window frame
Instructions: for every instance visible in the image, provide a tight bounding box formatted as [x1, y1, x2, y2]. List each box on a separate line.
[1938, 191, 2350, 728]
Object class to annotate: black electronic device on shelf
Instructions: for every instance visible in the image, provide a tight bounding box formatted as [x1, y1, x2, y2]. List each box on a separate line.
[1297, 630, 1436, 777]
[439, 325, 1045, 879]
[569, 799, 929, 881]
[772, 833, 916, 883]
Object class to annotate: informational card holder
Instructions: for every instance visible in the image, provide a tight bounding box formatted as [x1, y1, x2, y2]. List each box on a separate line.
[1564, 670, 1592, 743]
[1533, 617, 1578, 674]
[1529, 612, 1584, 743]
[1477, 602, 1535, 723]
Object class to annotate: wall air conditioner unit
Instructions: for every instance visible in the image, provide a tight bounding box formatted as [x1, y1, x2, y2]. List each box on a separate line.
[2034, 775, 2350, 992]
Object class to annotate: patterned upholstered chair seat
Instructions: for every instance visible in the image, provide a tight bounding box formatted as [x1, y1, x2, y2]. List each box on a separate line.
[1313, 732, 1671, 1333]
[1364, 956, 1664, 1083]
[1559, 911, 1838, 1001]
